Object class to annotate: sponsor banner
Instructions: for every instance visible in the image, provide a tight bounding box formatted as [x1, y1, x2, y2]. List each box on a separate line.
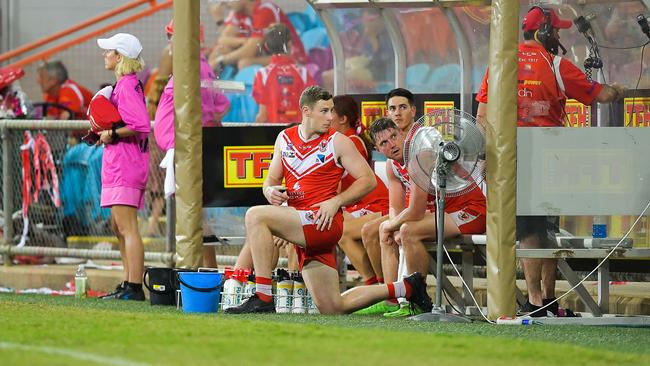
[423, 101, 455, 115]
[563, 99, 591, 127]
[360, 101, 386, 128]
[223, 145, 273, 188]
[624, 97, 650, 127]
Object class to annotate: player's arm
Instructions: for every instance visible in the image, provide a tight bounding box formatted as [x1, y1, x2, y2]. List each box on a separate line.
[312, 134, 376, 231]
[382, 179, 428, 232]
[262, 134, 288, 205]
[595, 84, 625, 103]
[335, 134, 376, 207]
[385, 163, 405, 219]
[476, 102, 487, 130]
[221, 36, 262, 65]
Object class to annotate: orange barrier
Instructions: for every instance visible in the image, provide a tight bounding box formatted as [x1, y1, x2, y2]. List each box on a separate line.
[2, 0, 171, 69]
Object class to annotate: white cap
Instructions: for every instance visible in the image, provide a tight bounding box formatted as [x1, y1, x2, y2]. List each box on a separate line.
[97, 33, 142, 59]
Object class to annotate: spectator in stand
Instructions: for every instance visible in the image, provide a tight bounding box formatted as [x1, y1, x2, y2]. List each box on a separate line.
[36, 61, 93, 120]
[153, 20, 230, 268]
[208, 0, 307, 72]
[252, 23, 315, 123]
[95, 33, 149, 301]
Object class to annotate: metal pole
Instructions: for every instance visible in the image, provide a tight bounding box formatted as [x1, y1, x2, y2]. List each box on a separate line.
[165, 195, 175, 262]
[2, 126, 14, 246]
[435, 184, 446, 308]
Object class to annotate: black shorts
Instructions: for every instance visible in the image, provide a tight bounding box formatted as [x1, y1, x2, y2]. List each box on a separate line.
[516, 216, 559, 248]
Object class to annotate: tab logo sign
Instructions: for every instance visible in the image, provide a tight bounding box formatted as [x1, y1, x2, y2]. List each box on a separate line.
[624, 97, 650, 127]
[224, 146, 273, 188]
[423, 101, 455, 115]
[563, 99, 591, 127]
[361, 101, 386, 129]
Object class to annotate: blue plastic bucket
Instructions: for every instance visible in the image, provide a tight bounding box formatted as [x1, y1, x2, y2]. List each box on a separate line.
[177, 272, 224, 313]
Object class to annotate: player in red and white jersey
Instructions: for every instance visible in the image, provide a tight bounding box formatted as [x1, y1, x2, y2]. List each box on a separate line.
[368, 117, 486, 316]
[330, 95, 389, 287]
[252, 23, 315, 123]
[225, 86, 432, 315]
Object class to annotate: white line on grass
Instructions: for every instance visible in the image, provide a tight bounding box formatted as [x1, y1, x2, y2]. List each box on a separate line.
[0, 341, 151, 366]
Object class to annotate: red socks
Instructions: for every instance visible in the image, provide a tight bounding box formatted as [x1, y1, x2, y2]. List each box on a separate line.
[255, 276, 273, 302]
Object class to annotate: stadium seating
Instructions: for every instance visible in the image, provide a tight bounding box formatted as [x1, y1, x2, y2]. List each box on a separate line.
[222, 64, 262, 123]
[287, 11, 311, 35]
[301, 27, 329, 53]
[406, 63, 433, 93]
[428, 63, 461, 93]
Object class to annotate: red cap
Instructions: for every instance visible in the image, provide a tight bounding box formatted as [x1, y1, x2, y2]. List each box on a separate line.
[0, 67, 24, 90]
[87, 95, 122, 133]
[165, 19, 204, 43]
[522, 7, 572, 32]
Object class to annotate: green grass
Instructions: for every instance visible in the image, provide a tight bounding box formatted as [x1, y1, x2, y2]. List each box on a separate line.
[1, 294, 649, 366]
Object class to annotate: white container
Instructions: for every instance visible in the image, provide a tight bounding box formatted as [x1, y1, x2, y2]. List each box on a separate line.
[74, 265, 87, 299]
[275, 279, 294, 313]
[291, 280, 307, 314]
[221, 278, 243, 310]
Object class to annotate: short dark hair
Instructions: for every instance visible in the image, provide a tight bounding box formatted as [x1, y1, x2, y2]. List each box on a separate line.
[368, 117, 397, 144]
[385, 88, 414, 106]
[299, 85, 332, 109]
[264, 23, 291, 55]
[333, 95, 359, 128]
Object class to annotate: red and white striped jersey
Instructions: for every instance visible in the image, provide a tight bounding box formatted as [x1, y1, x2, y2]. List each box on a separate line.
[279, 126, 344, 210]
[389, 159, 435, 210]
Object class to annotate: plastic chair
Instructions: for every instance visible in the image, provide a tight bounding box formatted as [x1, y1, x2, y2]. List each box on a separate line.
[223, 65, 262, 122]
[287, 12, 310, 35]
[406, 63, 432, 93]
[428, 64, 461, 93]
[301, 27, 329, 53]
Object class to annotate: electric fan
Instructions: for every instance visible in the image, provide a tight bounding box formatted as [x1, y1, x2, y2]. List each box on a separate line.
[404, 108, 486, 322]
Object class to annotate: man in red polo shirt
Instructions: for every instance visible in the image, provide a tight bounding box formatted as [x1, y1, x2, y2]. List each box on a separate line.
[476, 6, 625, 317]
[37, 61, 93, 120]
[252, 23, 315, 123]
[208, 0, 307, 71]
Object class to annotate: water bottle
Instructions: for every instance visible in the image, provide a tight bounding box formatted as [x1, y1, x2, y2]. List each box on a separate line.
[221, 270, 244, 310]
[291, 272, 307, 314]
[592, 215, 608, 239]
[496, 316, 536, 325]
[275, 269, 293, 313]
[75, 265, 88, 299]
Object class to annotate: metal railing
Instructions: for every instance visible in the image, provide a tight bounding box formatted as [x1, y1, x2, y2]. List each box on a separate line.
[1, 119, 171, 263]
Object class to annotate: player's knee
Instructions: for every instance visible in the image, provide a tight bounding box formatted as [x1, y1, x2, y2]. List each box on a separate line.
[244, 206, 266, 227]
[399, 222, 418, 245]
[360, 223, 376, 244]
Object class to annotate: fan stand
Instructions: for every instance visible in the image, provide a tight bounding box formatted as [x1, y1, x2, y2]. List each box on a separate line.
[411, 160, 471, 323]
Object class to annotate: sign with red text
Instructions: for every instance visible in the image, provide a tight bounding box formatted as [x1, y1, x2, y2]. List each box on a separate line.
[624, 97, 650, 127]
[360, 101, 386, 129]
[563, 99, 591, 127]
[223, 146, 273, 188]
[423, 101, 455, 115]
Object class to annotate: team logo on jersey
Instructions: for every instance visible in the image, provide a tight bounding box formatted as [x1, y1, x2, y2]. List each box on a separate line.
[304, 210, 315, 223]
[316, 154, 325, 163]
[452, 209, 478, 226]
[293, 182, 301, 190]
[319, 140, 328, 152]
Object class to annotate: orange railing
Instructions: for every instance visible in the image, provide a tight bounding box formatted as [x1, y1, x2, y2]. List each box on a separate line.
[1, 0, 172, 69]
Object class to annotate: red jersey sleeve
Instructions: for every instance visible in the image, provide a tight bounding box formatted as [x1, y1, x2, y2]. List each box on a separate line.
[251, 8, 276, 38]
[475, 68, 489, 103]
[252, 71, 266, 105]
[559, 59, 603, 105]
[349, 135, 368, 160]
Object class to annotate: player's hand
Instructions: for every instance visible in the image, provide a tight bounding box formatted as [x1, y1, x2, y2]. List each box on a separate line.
[98, 130, 112, 145]
[263, 185, 288, 206]
[379, 221, 398, 247]
[273, 236, 291, 249]
[611, 83, 626, 101]
[394, 231, 403, 246]
[311, 198, 341, 231]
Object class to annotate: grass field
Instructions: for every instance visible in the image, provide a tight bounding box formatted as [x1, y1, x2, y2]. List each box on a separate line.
[1, 294, 649, 366]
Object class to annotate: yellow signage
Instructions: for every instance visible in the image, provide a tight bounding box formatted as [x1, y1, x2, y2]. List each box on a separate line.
[624, 97, 650, 127]
[564, 99, 591, 127]
[223, 146, 274, 188]
[423, 101, 455, 115]
[360, 101, 386, 129]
